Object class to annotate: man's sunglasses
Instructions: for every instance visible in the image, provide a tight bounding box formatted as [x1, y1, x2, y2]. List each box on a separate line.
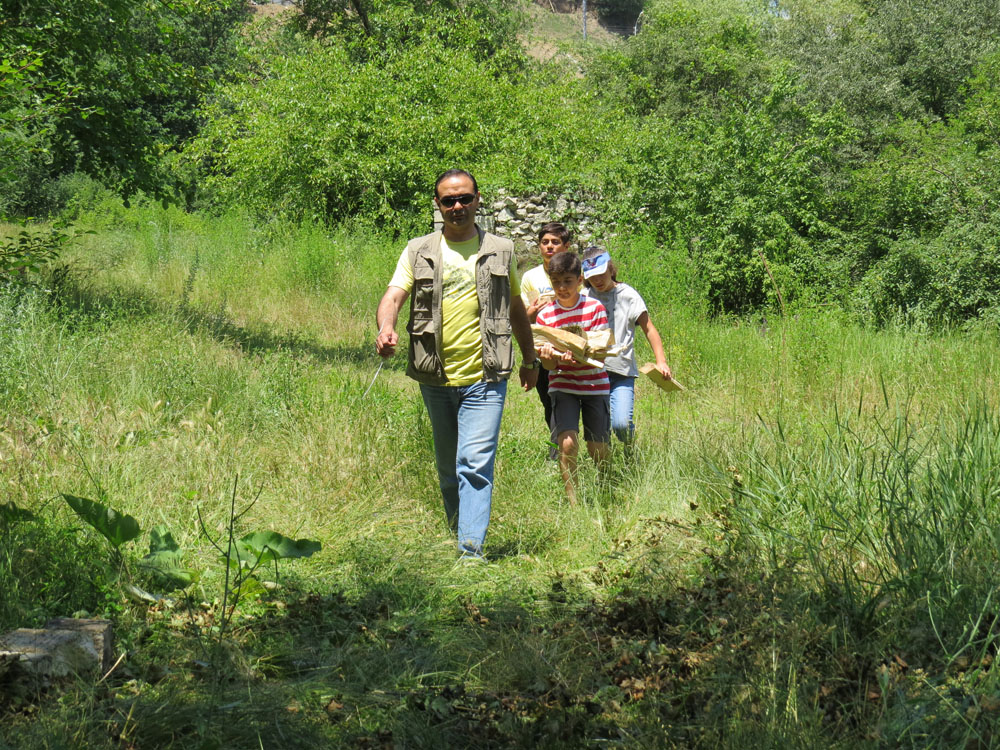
[438, 193, 476, 208]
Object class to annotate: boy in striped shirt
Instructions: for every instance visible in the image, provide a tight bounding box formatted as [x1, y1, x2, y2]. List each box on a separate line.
[535, 252, 611, 504]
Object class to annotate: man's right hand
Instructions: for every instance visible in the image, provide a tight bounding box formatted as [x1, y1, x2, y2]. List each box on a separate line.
[375, 286, 409, 358]
[375, 328, 399, 358]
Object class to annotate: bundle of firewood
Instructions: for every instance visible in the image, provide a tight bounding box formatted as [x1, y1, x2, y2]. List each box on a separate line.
[532, 325, 617, 368]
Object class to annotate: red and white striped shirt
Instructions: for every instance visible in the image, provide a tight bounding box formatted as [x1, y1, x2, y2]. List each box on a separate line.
[537, 296, 610, 395]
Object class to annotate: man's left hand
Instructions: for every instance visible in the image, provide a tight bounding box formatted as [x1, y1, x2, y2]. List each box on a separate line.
[519, 364, 539, 391]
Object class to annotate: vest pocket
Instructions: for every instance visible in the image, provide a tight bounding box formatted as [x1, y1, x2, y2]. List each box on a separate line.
[412, 260, 435, 310]
[408, 314, 438, 374]
[487, 263, 511, 321]
[481, 315, 514, 374]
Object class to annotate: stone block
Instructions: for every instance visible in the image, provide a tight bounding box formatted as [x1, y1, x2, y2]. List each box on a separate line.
[0, 629, 98, 678]
[45, 618, 114, 672]
[0, 618, 113, 680]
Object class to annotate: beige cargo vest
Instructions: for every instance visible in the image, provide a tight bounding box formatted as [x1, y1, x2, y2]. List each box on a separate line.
[404, 227, 515, 385]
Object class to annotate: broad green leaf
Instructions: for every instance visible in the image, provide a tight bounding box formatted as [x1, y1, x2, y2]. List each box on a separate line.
[239, 531, 321, 561]
[235, 576, 267, 600]
[141, 550, 198, 589]
[222, 545, 255, 570]
[148, 524, 180, 554]
[141, 525, 195, 588]
[221, 539, 265, 570]
[63, 494, 141, 548]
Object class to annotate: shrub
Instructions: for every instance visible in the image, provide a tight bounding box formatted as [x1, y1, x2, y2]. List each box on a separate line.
[609, 73, 852, 314]
[188, 32, 622, 223]
[853, 223, 1000, 326]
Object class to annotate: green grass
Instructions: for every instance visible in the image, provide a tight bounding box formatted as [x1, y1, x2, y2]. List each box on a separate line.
[2, 205, 1000, 748]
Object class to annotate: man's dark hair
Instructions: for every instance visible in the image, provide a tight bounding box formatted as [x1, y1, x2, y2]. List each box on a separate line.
[548, 250, 581, 277]
[434, 169, 478, 197]
[537, 222, 571, 245]
[582, 245, 617, 287]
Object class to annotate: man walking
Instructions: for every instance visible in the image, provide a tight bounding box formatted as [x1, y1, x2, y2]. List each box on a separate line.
[375, 169, 539, 560]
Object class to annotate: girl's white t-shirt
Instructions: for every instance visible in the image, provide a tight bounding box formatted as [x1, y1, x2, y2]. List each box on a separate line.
[583, 283, 647, 377]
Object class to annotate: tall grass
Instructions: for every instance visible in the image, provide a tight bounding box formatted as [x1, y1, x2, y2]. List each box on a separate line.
[703, 399, 1000, 745]
[2, 204, 1000, 747]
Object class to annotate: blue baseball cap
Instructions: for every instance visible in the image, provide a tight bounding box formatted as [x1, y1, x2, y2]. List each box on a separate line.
[582, 251, 611, 279]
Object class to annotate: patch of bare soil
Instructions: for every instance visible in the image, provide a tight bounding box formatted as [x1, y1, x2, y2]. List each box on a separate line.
[250, 1, 296, 18]
[523, 2, 624, 64]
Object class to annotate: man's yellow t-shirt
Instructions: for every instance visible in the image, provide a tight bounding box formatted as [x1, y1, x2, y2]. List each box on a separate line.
[389, 235, 521, 386]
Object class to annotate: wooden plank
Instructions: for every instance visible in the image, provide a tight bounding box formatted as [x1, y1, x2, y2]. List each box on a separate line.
[639, 363, 685, 392]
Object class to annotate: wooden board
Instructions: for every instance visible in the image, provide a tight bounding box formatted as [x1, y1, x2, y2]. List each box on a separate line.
[639, 363, 685, 392]
[525, 288, 555, 305]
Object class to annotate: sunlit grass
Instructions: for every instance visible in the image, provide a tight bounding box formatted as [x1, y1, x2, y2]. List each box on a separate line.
[3, 207, 1000, 747]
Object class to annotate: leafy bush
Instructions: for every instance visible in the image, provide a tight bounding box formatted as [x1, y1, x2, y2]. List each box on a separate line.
[289, 0, 527, 73]
[0, 50, 69, 216]
[608, 73, 852, 314]
[846, 65, 1000, 325]
[188, 32, 621, 222]
[0, 221, 76, 286]
[772, 0, 1000, 136]
[0, 0, 249, 212]
[853, 224, 1000, 326]
[588, 0, 772, 118]
[867, 0, 1000, 120]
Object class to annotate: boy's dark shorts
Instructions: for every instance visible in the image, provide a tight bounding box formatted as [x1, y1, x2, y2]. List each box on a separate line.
[550, 391, 611, 444]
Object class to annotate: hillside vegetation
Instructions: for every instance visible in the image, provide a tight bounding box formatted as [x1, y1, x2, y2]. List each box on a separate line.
[2, 202, 1000, 747]
[3, 0, 1000, 323]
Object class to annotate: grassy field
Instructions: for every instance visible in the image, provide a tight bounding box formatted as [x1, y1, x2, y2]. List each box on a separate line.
[2, 205, 1000, 748]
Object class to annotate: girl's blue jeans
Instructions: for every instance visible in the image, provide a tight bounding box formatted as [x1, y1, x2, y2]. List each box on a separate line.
[608, 373, 636, 443]
[419, 380, 507, 556]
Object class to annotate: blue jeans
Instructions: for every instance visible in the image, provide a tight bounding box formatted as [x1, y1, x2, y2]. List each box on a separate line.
[419, 380, 507, 556]
[609, 374, 636, 443]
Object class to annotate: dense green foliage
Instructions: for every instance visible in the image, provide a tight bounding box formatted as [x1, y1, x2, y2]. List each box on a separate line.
[590, 0, 1000, 319]
[188, 31, 612, 223]
[290, 0, 525, 68]
[0, 0, 248, 213]
[4, 0, 1000, 318]
[4, 3, 1000, 746]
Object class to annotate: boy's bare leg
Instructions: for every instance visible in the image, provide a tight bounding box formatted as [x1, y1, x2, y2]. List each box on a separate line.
[558, 429, 580, 505]
[587, 440, 611, 479]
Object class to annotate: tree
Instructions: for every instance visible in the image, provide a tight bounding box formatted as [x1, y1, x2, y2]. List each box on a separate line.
[287, 0, 527, 70]
[0, 0, 249, 212]
[588, 0, 773, 118]
[187, 30, 617, 223]
[771, 0, 1000, 133]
